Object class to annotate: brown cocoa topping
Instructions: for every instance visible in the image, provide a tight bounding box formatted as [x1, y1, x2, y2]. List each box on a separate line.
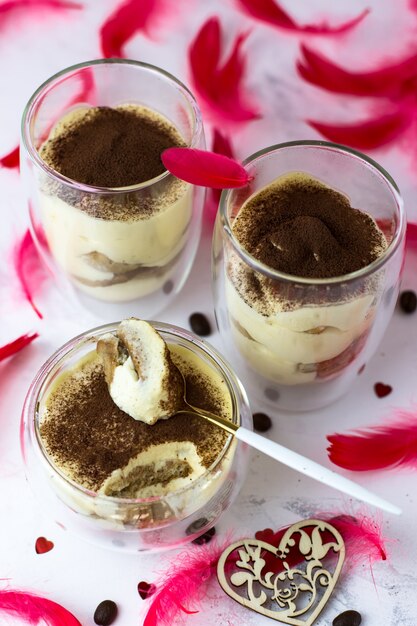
[42, 106, 184, 187]
[40, 354, 228, 491]
[232, 174, 386, 279]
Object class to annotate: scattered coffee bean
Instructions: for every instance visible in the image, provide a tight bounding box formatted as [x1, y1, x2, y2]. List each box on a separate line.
[192, 527, 216, 545]
[94, 600, 118, 626]
[332, 609, 362, 626]
[253, 412, 272, 432]
[399, 290, 417, 314]
[186, 517, 209, 535]
[137, 581, 156, 600]
[264, 387, 279, 402]
[163, 280, 173, 294]
[189, 312, 212, 336]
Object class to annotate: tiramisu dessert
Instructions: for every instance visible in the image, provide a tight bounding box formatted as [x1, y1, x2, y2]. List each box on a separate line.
[37, 105, 193, 301]
[226, 172, 387, 386]
[39, 319, 233, 502]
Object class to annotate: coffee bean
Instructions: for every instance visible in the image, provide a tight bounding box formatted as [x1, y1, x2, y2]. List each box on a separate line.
[192, 526, 216, 545]
[137, 581, 156, 600]
[399, 290, 417, 314]
[253, 412, 272, 432]
[332, 609, 362, 626]
[94, 600, 118, 625]
[189, 312, 212, 336]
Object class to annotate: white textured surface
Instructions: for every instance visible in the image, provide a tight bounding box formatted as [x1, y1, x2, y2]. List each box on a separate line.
[1, 1, 417, 625]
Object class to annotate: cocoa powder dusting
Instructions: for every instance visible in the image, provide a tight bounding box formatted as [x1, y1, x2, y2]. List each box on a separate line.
[42, 106, 184, 187]
[40, 355, 228, 491]
[232, 174, 386, 279]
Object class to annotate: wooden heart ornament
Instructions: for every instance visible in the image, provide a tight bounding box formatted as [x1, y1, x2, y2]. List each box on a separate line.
[217, 519, 345, 625]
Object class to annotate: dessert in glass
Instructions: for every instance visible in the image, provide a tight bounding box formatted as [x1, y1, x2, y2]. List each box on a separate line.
[21, 320, 251, 553]
[213, 141, 405, 411]
[21, 60, 205, 320]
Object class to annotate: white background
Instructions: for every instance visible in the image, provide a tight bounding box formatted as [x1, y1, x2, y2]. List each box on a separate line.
[1, 0, 417, 624]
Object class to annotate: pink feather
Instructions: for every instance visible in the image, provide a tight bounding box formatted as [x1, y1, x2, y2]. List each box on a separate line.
[256, 509, 388, 573]
[327, 409, 417, 471]
[235, 0, 369, 35]
[0, 333, 38, 362]
[100, 0, 169, 58]
[161, 147, 251, 189]
[188, 17, 260, 124]
[13, 229, 49, 319]
[0, 589, 81, 625]
[143, 537, 234, 626]
[407, 221, 417, 249]
[0, 145, 19, 169]
[0, 0, 81, 29]
[307, 108, 413, 150]
[297, 44, 417, 99]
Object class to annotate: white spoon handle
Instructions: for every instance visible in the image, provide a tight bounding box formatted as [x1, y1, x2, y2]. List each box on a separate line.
[235, 427, 401, 516]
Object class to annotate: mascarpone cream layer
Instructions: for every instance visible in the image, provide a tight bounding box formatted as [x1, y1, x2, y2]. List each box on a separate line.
[39, 185, 192, 301]
[225, 276, 375, 385]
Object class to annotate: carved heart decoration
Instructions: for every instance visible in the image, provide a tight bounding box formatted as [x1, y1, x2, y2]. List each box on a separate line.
[217, 519, 345, 626]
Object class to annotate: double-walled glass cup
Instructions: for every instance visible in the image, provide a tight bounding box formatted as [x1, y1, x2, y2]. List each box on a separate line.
[21, 322, 251, 553]
[21, 60, 205, 321]
[213, 141, 405, 411]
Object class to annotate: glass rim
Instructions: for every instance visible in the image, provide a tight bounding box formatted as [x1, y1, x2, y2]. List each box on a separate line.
[219, 140, 406, 286]
[25, 320, 245, 506]
[21, 58, 203, 194]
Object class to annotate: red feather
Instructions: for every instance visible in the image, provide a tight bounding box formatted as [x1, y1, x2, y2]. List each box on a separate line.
[100, 0, 168, 58]
[212, 128, 234, 160]
[189, 17, 260, 124]
[0, 333, 38, 362]
[236, 0, 369, 35]
[307, 108, 413, 150]
[161, 147, 251, 189]
[0, 0, 81, 29]
[298, 45, 417, 98]
[13, 229, 48, 319]
[0, 145, 19, 169]
[143, 537, 233, 626]
[0, 589, 81, 625]
[327, 409, 417, 471]
[256, 509, 388, 574]
[407, 221, 417, 248]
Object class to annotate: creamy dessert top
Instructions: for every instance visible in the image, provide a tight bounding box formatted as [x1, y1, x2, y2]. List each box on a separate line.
[39, 104, 188, 220]
[230, 172, 388, 313]
[39, 329, 231, 497]
[97, 319, 183, 424]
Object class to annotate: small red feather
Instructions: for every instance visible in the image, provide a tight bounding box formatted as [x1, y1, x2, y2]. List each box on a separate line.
[327, 409, 417, 471]
[0, 590, 81, 625]
[161, 147, 251, 189]
[0, 333, 38, 362]
[236, 0, 369, 35]
[307, 108, 413, 150]
[209, 129, 235, 218]
[298, 45, 417, 99]
[189, 17, 260, 124]
[100, 0, 168, 58]
[0, 145, 19, 169]
[13, 229, 48, 319]
[143, 537, 233, 626]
